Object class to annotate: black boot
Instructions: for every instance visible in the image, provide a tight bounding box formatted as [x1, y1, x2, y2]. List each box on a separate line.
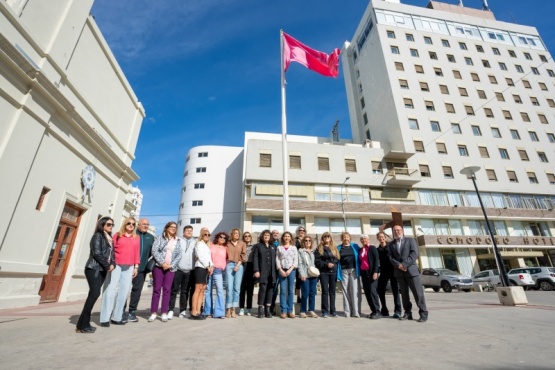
[265, 306, 272, 318]
[258, 306, 264, 318]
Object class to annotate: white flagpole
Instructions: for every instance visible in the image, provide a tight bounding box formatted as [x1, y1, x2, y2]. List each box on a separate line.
[280, 30, 290, 232]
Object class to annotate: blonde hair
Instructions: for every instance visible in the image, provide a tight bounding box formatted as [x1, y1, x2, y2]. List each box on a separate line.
[317, 232, 340, 260]
[229, 228, 241, 241]
[116, 217, 137, 238]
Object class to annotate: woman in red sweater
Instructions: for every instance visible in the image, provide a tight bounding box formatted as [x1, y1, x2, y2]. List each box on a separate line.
[100, 217, 140, 326]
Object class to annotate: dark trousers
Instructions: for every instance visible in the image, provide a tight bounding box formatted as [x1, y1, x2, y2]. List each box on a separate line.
[257, 276, 274, 306]
[239, 262, 254, 309]
[270, 271, 279, 310]
[377, 272, 401, 315]
[77, 268, 106, 329]
[125, 270, 147, 313]
[361, 270, 380, 314]
[397, 274, 428, 317]
[169, 270, 194, 312]
[319, 272, 337, 315]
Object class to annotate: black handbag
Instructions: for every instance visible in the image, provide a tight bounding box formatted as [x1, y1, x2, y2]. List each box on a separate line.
[145, 258, 155, 274]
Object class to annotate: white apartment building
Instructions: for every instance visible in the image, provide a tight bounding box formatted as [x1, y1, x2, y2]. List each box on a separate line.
[0, 1, 144, 308]
[178, 146, 244, 236]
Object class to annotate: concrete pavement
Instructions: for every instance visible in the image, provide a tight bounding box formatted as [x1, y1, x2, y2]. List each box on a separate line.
[1, 289, 554, 370]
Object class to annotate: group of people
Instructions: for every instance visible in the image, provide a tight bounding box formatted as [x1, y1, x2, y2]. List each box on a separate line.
[76, 217, 428, 334]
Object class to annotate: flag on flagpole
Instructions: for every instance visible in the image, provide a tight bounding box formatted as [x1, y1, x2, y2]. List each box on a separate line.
[282, 32, 340, 78]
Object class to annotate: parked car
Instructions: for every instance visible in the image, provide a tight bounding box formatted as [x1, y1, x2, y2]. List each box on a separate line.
[472, 269, 535, 289]
[508, 267, 555, 291]
[421, 268, 474, 293]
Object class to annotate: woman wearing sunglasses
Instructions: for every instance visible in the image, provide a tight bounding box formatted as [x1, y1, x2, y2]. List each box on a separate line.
[298, 236, 318, 318]
[315, 232, 340, 318]
[191, 227, 213, 319]
[76, 216, 115, 333]
[203, 231, 228, 319]
[148, 221, 183, 322]
[239, 232, 255, 316]
[99, 217, 140, 326]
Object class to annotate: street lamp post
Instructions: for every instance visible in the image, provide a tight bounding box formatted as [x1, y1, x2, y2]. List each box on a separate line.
[341, 176, 350, 231]
[460, 166, 510, 287]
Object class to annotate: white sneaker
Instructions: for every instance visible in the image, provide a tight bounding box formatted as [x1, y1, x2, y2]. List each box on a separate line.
[246, 309, 252, 316]
[161, 313, 168, 322]
[179, 310, 187, 318]
[239, 308, 245, 316]
[148, 313, 157, 322]
[167, 311, 173, 320]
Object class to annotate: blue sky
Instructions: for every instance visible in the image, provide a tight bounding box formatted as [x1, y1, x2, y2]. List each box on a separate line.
[90, 0, 555, 232]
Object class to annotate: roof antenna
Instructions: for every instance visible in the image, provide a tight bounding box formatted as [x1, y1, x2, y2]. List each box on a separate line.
[482, 0, 490, 11]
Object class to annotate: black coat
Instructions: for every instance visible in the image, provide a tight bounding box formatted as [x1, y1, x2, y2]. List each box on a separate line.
[253, 242, 276, 283]
[363, 245, 380, 275]
[388, 237, 420, 278]
[314, 246, 338, 274]
[377, 244, 394, 275]
[85, 232, 115, 272]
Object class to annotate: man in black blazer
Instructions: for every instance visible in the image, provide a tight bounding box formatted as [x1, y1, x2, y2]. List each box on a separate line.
[388, 225, 428, 322]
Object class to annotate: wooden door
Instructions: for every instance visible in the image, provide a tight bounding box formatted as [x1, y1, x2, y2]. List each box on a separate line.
[39, 203, 82, 303]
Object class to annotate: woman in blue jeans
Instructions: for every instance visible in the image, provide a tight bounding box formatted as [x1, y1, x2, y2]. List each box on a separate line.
[203, 231, 228, 319]
[298, 235, 318, 318]
[225, 228, 246, 317]
[276, 231, 298, 318]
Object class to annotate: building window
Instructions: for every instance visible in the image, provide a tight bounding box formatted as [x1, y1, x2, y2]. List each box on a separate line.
[35, 187, 50, 211]
[506, 78, 514, 86]
[482, 60, 491, 68]
[471, 73, 480, 82]
[484, 108, 494, 118]
[540, 55, 548, 62]
[520, 112, 530, 122]
[453, 70, 461, 79]
[530, 97, 540, 106]
[414, 140, 425, 152]
[507, 50, 516, 58]
[192, 200, 203, 206]
[538, 152, 549, 163]
[195, 183, 206, 190]
[518, 149, 529, 161]
[190, 218, 201, 224]
[420, 164, 431, 177]
[488, 75, 497, 84]
[459, 42, 467, 50]
[416, 65, 424, 74]
[495, 92, 504, 102]
[196, 167, 206, 173]
[465, 105, 475, 116]
[360, 97, 365, 108]
[532, 67, 540, 75]
[515, 65, 524, 73]
[410, 49, 419, 57]
[419, 81, 429, 91]
[499, 148, 510, 159]
[387, 30, 396, 39]
[198, 152, 208, 157]
[477, 90, 487, 99]
[425, 101, 435, 111]
[465, 57, 473, 66]
[476, 45, 484, 53]
[492, 47, 500, 55]
[403, 98, 414, 109]
[424, 36, 433, 45]
[538, 114, 549, 124]
[458, 145, 469, 156]
[510, 130, 521, 140]
[507, 171, 518, 183]
[499, 62, 507, 71]
[259, 153, 271, 167]
[458, 87, 468, 97]
[548, 70, 555, 77]
[546, 173, 555, 184]
[528, 172, 539, 184]
[345, 159, 357, 172]
[289, 155, 301, 169]
[479, 146, 489, 158]
[395, 62, 404, 71]
[441, 39, 450, 47]
[548, 133, 555, 143]
[366, 129, 371, 140]
[539, 82, 548, 91]
[491, 127, 501, 138]
[371, 161, 383, 174]
[399, 79, 409, 89]
[547, 99, 555, 108]
[430, 121, 440, 132]
[513, 94, 522, 104]
[451, 123, 461, 134]
[486, 169, 497, 181]
[439, 85, 449, 94]
[429, 51, 437, 60]
[524, 52, 532, 60]
[522, 80, 531, 88]
[406, 33, 414, 42]
[363, 113, 368, 124]
[318, 157, 330, 171]
[471, 126, 482, 136]
[443, 166, 454, 179]
[436, 142, 447, 154]
[409, 119, 419, 130]
[529, 131, 539, 141]
[391, 46, 400, 54]
[502, 110, 512, 120]
[445, 103, 455, 113]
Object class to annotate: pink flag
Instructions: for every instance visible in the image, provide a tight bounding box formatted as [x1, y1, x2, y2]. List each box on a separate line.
[283, 32, 340, 78]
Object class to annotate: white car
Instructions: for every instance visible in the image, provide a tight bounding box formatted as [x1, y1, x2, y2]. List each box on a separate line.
[508, 267, 555, 291]
[472, 269, 535, 289]
[421, 268, 473, 292]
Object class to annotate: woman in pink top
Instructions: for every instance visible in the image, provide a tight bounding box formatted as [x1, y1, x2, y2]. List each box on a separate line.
[203, 231, 228, 318]
[100, 217, 139, 326]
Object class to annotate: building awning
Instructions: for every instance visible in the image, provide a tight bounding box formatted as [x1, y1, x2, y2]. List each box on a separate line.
[477, 251, 544, 259]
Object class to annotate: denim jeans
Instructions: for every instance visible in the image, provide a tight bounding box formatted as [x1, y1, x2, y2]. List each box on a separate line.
[203, 269, 225, 317]
[278, 270, 296, 314]
[300, 276, 318, 313]
[225, 262, 244, 309]
[100, 265, 133, 322]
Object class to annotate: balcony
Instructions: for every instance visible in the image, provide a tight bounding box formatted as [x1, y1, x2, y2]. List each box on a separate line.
[385, 167, 421, 186]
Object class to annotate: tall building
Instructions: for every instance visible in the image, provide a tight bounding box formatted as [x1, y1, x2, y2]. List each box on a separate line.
[340, 0, 555, 272]
[0, 1, 144, 308]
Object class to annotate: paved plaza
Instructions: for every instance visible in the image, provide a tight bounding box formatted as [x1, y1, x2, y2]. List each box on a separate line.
[1, 289, 554, 370]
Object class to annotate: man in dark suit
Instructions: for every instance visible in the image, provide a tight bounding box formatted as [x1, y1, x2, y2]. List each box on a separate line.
[388, 225, 428, 322]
